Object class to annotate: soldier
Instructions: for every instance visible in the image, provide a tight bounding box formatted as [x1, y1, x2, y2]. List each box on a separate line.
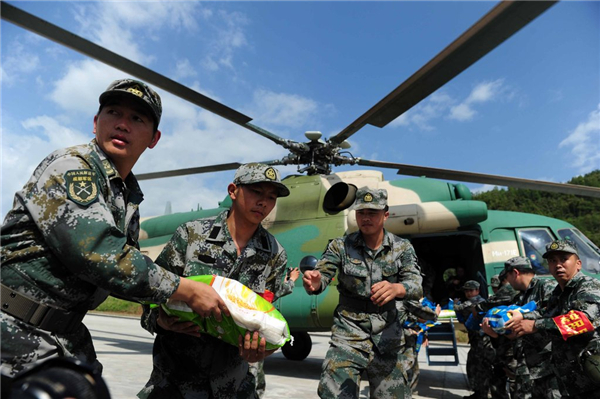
[477, 270, 519, 399]
[507, 240, 600, 398]
[138, 163, 290, 399]
[303, 187, 422, 399]
[250, 266, 300, 398]
[0, 79, 226, 381]
[454, 280, 492, 399]
[401, 299, 441, 395]
[485, 256, 558, 399]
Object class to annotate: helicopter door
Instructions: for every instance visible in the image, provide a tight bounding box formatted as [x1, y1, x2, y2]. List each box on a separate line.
[410, 232, 486, 305]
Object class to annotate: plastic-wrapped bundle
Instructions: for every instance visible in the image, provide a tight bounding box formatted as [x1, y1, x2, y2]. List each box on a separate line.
[160, 275, 291, 350]
[485, 301, 537, 335]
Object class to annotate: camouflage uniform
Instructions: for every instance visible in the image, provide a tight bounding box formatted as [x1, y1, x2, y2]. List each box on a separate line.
[454, 282, 491, 399]
[308, 187, 423, 399]
[400, 299, 438, 393]
[1, 139, 179, 376]
[477, 281, 520, 399]
[138, 209, 288, 399]
[535, 272, 600, 397]
[511, 276, 558, 398]
[251, 270, 297, 398]
[531, 240, 600, 398]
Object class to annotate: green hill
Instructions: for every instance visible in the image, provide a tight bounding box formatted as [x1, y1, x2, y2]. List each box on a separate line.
[473, 170, 600, 245]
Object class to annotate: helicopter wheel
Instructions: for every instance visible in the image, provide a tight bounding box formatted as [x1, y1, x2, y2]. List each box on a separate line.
[281, 331, 312, 361]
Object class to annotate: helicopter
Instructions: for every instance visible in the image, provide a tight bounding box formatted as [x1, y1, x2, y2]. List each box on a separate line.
[3, 0, 600, 362]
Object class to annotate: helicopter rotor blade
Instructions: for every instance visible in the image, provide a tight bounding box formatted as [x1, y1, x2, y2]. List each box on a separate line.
[136, 160, 283, 181]
[0, 1, 294, 150]
[330, 0, 558, 145]
[357, 159, 600, 199]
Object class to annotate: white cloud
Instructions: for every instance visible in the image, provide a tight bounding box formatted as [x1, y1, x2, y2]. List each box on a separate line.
[449, 79, 505, 122]
[173, 59, 197, 80]
[388, 91, 455, 130]
[249, 89, 320, 129]
[1, 38, 41, 85]
[559, 104, 600, 173]
[448, 103, 475, 122]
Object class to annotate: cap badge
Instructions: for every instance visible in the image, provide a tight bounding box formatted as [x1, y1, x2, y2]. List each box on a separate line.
[364, 193, 373, 202]
[127, 85, 144, 98]
[264, 167, 276, 180]
[550, 242, 559, 250]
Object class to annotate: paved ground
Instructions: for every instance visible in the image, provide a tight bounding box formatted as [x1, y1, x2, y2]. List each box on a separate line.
[86, 313, 470, 399]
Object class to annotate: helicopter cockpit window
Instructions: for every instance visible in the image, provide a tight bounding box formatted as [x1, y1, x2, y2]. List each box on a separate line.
[557, 229, 600, 274]
[517, 229, 552, 275]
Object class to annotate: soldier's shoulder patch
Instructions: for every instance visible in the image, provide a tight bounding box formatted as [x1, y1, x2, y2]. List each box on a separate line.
[65, 169, 99, 206]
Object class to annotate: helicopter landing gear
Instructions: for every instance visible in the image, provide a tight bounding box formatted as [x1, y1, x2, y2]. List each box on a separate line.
[281, 331, 312, 361]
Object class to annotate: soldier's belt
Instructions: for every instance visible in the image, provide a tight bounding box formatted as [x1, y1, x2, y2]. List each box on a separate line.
[1, 284, 85, 334]
[339, 295, 395, 314]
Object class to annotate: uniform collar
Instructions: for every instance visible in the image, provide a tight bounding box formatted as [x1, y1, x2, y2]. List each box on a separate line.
[352, 229, 392, 249]
[206, 210, 272, 254]
[90, 139, 144, 201]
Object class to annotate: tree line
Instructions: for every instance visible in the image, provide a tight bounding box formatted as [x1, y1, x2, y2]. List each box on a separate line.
[473, 170, 600, 245]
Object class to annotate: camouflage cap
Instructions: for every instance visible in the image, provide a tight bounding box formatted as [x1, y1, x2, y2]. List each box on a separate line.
[461, 280, 480, 290]
[543, 239, 579, 258]
[490, 274, 501, 288]
[353, 187, 388, 210]
[504, 256, 533, 272]
[99, 79, 162, 128]
[233, 163, 290, 197]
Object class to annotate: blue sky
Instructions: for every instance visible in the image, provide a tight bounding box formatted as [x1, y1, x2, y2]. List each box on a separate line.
[2, 1, 599, 218]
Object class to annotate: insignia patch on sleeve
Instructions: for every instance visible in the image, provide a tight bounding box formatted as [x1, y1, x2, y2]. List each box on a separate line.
[65, 169, 99, 206]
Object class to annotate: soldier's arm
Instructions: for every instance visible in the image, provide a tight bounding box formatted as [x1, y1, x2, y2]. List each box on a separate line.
[141, 225, 190, 333]
[23, 156, 180, 304]
[309, 239, 343, 295]
[405, 299, 438, 321]
[397, 242, 423, 301]
[267, 245, 289, 302]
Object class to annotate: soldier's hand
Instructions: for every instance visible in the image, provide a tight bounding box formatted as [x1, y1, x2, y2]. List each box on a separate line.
[480, 317, 499, 338]
[289, 267, 301, 282]
[504, 310, 523, 330]
[172, 278, 230, 322]
[238, 331, 276, 363]
[157, 307, 201, 337]
[510, 319, 537, 337]
[370, 281, 406, 305]
[303, 270, 322, 293]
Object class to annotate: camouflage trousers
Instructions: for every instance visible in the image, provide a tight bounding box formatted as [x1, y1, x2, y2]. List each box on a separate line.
[513, 369, 561, 399]
[0, 312, 100, 378]
[248, 361, 265, 398]
[466, 334, 495, 397]
[138, 334, 258, 399]
[318, 340, 411, 399]
[404, 332, 419, 393]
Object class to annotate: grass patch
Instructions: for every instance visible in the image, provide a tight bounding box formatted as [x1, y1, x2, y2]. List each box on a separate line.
[95, 296, 143, 316]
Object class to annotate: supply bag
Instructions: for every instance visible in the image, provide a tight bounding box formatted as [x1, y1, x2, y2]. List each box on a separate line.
[485, 301, 537, 335]
[159, 275, 291, 350]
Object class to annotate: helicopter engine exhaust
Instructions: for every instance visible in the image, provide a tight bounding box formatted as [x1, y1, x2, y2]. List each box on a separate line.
[323, 182, 357, 214]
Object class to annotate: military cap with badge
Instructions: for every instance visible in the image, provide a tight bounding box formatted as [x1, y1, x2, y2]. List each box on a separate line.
[99, 78, 163, 128]
[542, 239, 579, 258]
[233, 163, 290, 197]
[353, 187, 388, 210]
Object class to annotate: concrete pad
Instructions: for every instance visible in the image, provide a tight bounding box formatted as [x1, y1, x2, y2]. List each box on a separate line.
[85, 313, 471, 399]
